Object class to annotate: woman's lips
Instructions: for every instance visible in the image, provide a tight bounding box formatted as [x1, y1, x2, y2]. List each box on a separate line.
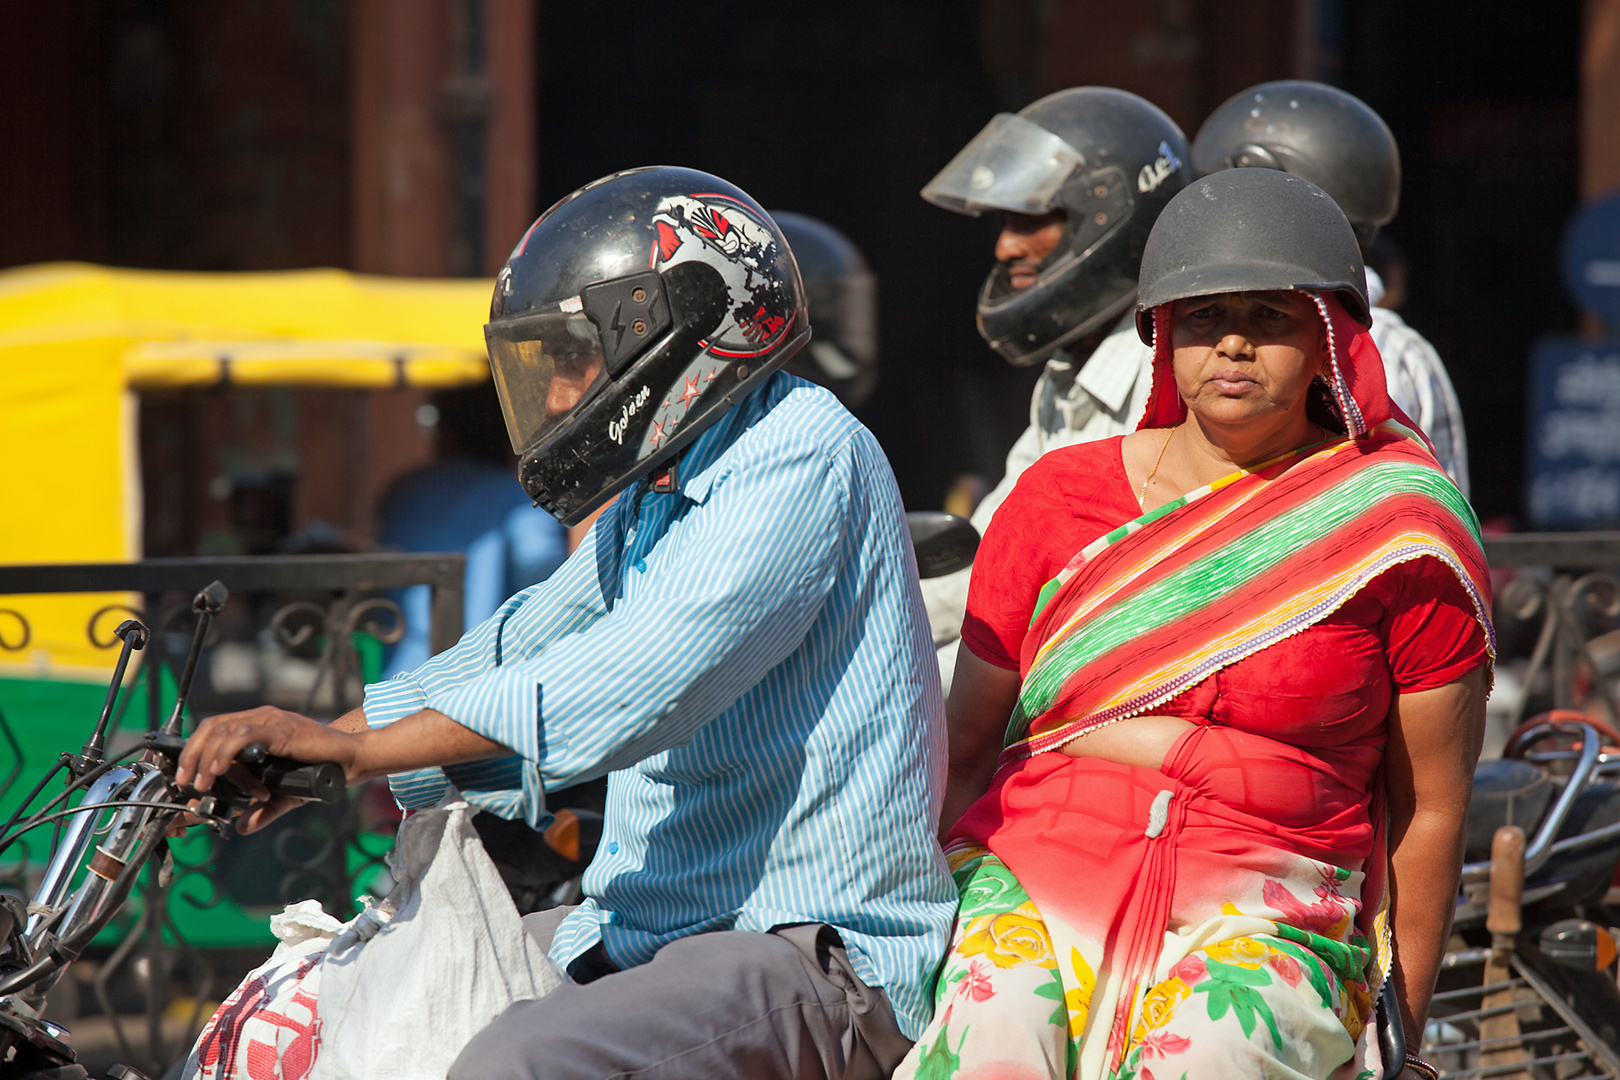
[1208, 368, 1258, 394]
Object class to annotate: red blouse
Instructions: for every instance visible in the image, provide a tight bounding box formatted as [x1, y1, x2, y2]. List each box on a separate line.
[962, 437, 1489, 791]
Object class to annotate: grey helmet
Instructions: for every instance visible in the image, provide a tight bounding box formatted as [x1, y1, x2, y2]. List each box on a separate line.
[1134, 168, 1370, 346]
[1191, 81, 1400, 249]
[922, 87, 1193, 367]
[771, 212, 878, 409]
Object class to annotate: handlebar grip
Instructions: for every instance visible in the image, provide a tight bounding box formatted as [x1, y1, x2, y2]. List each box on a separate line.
[239, 744, 346, 803]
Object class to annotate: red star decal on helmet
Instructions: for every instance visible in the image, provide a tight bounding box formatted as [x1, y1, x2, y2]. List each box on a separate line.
[704, 367, 719, 382]
[650, 418, 666, 447]
[678, 375, 700, 407]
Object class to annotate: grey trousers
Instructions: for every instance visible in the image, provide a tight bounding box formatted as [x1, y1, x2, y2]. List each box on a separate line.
[446, 908, 913, 1080]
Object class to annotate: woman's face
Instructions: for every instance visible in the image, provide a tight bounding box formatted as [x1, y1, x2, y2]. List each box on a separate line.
[1169, 291, 1327, 427]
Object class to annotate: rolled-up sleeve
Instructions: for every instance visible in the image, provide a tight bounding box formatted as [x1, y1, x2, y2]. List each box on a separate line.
[360, 520, 613, 810]
[432, 434, 853, 827]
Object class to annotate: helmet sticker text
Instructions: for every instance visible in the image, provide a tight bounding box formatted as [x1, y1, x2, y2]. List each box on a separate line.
[609, 384, 652, 445]
[1138, 141, 1184, 194]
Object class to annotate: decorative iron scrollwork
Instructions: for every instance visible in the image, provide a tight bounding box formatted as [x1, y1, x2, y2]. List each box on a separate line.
[0, 609, 29, 652]
[88, 604, 148, 650]
[0, 552, 464, 1072]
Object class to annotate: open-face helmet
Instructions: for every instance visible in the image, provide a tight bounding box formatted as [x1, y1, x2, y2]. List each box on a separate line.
[1134, 168, 1371, 343]
[922, 87, 1193, 367]
[1191, 81, 1399, 249]
[770, 212, 878, 410]
[486, 167, 809, 525]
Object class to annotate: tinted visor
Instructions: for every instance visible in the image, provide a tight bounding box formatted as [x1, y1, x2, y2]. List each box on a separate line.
[921, 113, 1087, 217]
[485, 310, 607, 453]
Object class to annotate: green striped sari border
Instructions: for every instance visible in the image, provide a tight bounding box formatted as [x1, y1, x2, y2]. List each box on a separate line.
[1008, 461, 1478, 741]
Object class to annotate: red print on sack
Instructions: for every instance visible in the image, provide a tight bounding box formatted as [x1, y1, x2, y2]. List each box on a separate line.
[195, 957, 322, 1080]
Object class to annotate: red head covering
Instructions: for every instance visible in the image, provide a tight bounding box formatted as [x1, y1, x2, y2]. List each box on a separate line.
[1137, 291, 1425, 444]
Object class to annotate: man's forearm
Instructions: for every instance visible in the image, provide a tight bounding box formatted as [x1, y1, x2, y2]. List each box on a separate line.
[347, 708, 512, 784]
[330, 706, 368, 735]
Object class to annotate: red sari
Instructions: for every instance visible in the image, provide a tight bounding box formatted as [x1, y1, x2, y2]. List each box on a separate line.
[895, 294, 1492, 1080]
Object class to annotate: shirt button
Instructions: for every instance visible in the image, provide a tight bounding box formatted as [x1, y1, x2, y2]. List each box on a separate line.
[634, 559, 647, 573]
[607, 841, 620, 854]
[608, 910, 623, 925]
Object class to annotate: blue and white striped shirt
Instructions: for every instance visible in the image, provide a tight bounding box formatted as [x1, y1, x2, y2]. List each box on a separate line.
[362, 373, 955, 1038]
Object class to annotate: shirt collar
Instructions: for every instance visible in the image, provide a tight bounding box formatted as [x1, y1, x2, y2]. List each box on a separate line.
[1074, 312, 1144, 413]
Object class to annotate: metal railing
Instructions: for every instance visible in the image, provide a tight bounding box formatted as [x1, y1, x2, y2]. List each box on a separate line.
[0, 553, 463, 1074]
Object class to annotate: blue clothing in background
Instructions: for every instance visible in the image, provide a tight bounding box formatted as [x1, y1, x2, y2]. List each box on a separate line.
[363, 374, 955, 1038]
[377, 459, 569, 678]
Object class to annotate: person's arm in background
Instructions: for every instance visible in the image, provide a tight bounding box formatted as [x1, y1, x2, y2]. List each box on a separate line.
[918, 418, 1043, 653]
[1384, 664, 1487, 1040]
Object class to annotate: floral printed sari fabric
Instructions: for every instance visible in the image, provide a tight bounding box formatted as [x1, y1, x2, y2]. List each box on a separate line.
[914, 842, 1375, 1080]
[895, 293, 1493, 1080]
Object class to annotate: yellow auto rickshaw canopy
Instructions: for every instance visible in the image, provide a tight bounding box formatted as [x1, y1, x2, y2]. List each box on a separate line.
[0, 262, 494, 677]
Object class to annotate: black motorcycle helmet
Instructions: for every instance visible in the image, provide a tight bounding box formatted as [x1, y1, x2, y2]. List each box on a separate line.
[486, 167, 809, 525]
[771, 212, 878, 409]
[1191, 81, 1400, 250]
[921, 87, 1193, 367]
[1134, 168, 1371, 345]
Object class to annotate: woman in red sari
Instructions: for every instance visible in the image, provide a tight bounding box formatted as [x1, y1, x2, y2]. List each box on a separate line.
[897, 169, 1491, 1080]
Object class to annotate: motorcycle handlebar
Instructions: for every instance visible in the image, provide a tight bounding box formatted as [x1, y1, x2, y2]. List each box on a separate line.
[142, 732, 348, 809]
[236, 744, 346, 804]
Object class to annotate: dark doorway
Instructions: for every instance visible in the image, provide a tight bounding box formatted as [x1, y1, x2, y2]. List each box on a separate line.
[533, 0, 1037, 509]
[1341, 1, 1582, 523]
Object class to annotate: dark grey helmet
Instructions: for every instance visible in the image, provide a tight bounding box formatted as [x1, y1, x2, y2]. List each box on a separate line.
[922, 87, 1192, 367]
[771, 212, 878, 409]
[1191, 81, 1399, 248]
[1134, 169, 1370, 344]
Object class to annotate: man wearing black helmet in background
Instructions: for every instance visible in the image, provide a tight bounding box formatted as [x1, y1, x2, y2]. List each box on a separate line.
[176, 167, 954, 1080]
[1192, 80, 1470, 496]
[915, 87, 1193, 691]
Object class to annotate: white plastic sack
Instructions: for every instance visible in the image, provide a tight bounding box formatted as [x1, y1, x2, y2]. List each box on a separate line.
[313, 802, 563, 1078]
[183, 803, 563, 1080]
[183, 900, 349, 1080]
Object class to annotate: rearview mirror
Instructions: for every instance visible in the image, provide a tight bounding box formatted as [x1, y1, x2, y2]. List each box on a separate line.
[907, 511, 980, 579]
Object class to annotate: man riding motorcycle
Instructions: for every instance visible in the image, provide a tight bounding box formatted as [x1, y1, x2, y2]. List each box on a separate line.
[914, 87, 1193, 689]
[1191, 80, 1471, 494]
[176, 166, 955, 1080]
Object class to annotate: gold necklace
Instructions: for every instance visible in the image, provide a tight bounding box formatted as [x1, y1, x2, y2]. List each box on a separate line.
[1138, 426, 1176, 507]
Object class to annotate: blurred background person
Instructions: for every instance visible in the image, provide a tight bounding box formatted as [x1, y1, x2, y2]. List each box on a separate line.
[378, 383, 568, 677]
[914, 87, 1193, 690]
[1191, 79, 1471, 496]
[773, 212, 881, 413]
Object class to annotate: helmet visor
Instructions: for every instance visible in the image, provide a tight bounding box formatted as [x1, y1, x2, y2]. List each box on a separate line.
[485, 310, 607, 453]
[921, 113, 1087, 217]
